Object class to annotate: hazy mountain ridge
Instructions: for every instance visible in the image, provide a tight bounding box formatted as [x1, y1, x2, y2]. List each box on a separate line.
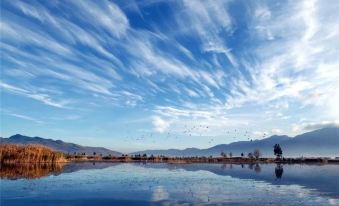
[132, 127, 339, 157]
[1, 127, 338, 157]
[0, 134, 122, 156]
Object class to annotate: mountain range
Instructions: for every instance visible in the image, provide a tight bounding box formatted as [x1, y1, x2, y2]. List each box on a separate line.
[1, 127, 338, 157]
[0, 134, 121, 156]
[132, 127, 339, 157]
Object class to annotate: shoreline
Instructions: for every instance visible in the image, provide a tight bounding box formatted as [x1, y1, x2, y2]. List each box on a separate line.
[2, 144, 338, 165]
[70, 160, 339, 165]
[66, 155, 339, 164]
[1, 158, 339, 165]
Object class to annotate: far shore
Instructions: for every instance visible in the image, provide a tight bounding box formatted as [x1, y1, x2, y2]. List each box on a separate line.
[66, 155, 339, 164]
[1, 144, 339, 165]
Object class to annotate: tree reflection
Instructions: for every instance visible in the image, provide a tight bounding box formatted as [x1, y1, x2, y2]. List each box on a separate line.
[248, 163, 254, 170]
[275, 164, 284, 180]
[0, 163, 66, 180]
[221, 164, 227, 170]
[254, 164, 261, 173]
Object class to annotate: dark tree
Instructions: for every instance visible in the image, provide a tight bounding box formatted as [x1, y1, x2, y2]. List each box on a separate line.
[274, 144, 283, 159]
[93, 152, 96, 156]
[229, 152, 233, 158]
[241, 153, 244, 157]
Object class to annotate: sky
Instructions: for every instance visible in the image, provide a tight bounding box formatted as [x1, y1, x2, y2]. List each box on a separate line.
[1, 0, 339, 153]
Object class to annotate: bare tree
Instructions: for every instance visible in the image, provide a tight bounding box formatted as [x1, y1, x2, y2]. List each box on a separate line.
[247, 152, 254, 159]
[220, 152, 227, 158]
[253, 149, 262, 159]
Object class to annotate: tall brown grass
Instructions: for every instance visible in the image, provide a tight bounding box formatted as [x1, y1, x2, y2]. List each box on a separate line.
[0, 144, 67, 164]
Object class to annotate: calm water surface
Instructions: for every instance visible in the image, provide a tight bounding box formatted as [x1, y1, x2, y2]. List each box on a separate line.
[1, 163, 339, 206]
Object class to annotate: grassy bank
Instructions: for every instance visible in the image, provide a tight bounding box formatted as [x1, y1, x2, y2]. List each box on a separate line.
[0, 144, 67, 164]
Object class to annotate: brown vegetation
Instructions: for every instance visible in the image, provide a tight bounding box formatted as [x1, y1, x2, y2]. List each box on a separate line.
[0, 144, 67, 164]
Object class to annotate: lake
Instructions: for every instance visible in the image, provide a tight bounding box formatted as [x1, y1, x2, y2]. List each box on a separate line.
[1, 163, 339, 206]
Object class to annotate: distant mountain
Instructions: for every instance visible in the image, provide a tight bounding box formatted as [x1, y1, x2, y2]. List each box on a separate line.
[0, 134, 122, 156]
[132, 127, 339, 157]
[2, 127, 338, 157]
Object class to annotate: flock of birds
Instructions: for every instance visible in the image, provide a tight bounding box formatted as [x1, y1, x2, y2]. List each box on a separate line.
[122, 123, 269, 145]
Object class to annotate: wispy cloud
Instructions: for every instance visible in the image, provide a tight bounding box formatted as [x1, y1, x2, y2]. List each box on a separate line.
[1, 0, 338, 146]
[0, 82, 69, 108]
[176, 1, 237, 67]
[6, 113, 43, 124]
[224, 0, 339, 113]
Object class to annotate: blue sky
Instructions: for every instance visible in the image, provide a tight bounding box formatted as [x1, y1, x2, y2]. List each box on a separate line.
[1, 0, 339, 153]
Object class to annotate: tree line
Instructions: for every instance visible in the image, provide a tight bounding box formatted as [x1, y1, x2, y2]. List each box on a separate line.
[220, 144, 283, 159]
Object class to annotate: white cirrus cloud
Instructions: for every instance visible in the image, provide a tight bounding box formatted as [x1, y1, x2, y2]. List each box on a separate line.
[0, 82, 69, 108]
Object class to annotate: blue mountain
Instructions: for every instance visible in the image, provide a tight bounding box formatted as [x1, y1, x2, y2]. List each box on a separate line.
[132, 127, 339, 157]
[0, 134, 122, 156]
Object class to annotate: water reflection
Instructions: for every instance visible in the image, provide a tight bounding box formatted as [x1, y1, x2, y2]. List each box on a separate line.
[254, 164, 261, 173]
[152, 186, 169, 201]
[221, 163, 281, 178]
[1, 163, 338, 206]
[141, 163, 339, 199]
[246, 163, 262, 173]
[1, 162, 339, 199]
[275, 164, 284, 179]
[0, 163, 66, 179]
